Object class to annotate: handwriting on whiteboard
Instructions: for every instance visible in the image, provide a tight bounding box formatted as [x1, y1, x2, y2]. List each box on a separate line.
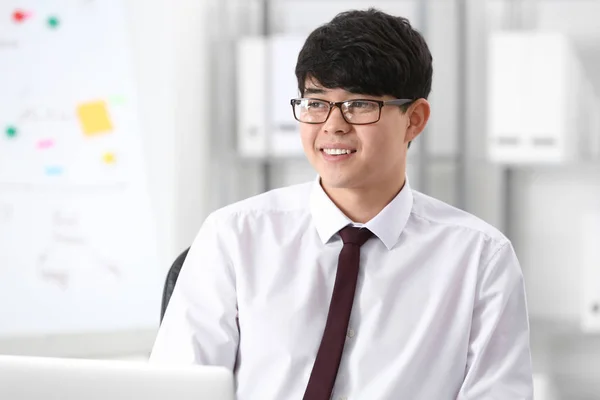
[36, 207, 121, 290]
[19, 106, 73, 123]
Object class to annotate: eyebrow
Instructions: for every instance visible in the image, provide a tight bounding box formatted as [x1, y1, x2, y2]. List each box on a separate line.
[302, 87, 377, 100]
[303, 87, 328, 95]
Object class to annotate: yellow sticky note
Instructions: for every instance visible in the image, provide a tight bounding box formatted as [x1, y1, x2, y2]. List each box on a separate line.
[77, 100, 113, 136]
[102, 152, 116, 164]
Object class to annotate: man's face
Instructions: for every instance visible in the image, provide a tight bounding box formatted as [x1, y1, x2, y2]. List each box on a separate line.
[299, 80, 411, 192]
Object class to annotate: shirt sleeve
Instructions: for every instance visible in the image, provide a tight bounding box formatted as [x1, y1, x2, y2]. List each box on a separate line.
[149, 212, 239, 369]
[456, 241, 534, 399]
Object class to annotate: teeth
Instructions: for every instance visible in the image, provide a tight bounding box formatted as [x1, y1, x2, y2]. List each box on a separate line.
[323, 148, 353, 155]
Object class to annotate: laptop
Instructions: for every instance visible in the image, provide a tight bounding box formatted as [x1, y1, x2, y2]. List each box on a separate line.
[0, 355, 235, 400]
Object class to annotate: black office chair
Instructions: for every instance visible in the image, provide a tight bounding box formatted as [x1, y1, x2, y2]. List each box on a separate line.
[160, 247, 190, 323]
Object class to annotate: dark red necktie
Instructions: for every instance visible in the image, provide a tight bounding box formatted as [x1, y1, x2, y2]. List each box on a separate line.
[303, 226, 374, 400]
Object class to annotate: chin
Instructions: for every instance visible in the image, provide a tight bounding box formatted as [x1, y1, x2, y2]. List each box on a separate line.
[319, 175, 354, 189]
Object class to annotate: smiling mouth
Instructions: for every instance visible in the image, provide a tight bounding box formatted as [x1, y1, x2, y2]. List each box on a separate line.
[320, 148, 357, 155]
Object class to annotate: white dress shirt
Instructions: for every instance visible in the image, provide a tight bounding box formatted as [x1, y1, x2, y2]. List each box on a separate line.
[150, 177, 533, 400]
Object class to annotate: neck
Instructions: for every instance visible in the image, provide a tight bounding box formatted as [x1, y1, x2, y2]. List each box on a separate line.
[322, 175, 406, 224]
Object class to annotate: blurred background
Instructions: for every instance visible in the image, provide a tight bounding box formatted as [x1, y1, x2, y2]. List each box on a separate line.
[1, 0, 600, 399]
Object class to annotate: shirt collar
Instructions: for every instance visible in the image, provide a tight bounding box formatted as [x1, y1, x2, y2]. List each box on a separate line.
[309, 175, 414, 250]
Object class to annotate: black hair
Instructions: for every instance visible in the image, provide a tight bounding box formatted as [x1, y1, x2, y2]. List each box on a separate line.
[295, 8, 433, 109]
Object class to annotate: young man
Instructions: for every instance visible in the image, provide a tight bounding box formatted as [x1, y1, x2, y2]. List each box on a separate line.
[150, 8, 533, 400]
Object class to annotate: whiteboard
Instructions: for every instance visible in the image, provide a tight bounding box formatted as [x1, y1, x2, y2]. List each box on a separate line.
[0, 0, 162, 344]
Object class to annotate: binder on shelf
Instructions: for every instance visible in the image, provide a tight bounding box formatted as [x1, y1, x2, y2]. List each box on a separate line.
[269, 35, 305, 157]
[236, 34, 306, 158]
[236, 37, 268, 158]
[487, 31, 600, 165]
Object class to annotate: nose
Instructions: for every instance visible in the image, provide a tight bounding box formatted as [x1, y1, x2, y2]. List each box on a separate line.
[323, 104, 351, 135]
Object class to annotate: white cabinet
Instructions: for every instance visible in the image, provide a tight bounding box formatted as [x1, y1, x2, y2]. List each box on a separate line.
[579, 213, 600, 331]
[512, 169, 600, 332]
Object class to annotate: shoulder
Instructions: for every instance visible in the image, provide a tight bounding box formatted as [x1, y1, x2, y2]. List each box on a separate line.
[410, 189, 508, 246]
[409, 190, 520, 275]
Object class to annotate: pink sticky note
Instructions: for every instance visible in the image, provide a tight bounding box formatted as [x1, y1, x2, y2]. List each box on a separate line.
[37, 139, 55, 149]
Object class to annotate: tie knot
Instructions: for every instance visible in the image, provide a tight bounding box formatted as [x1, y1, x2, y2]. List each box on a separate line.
[339, 226, 373, 247]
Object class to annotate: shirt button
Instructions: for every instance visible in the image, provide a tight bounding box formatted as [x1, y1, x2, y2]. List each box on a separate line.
[347, 328, 355, 338]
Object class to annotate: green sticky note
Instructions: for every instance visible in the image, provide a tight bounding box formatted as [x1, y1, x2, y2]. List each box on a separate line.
[5, 126, 17, 138]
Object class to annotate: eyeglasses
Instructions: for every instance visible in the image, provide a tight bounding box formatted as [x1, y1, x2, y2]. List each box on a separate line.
[290, 98, 413, 125]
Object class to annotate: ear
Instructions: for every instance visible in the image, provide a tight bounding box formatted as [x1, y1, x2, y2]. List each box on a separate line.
[404, 99, 431, 143]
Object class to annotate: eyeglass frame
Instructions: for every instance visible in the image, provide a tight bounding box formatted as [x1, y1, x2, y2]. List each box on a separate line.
[290, 97, 414, 125]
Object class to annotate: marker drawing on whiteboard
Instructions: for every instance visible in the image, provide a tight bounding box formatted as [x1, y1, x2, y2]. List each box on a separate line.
[92, 252, 121, 278]
[53, 232, 86, 245]
[38, 267, 70, 291]
[19, 107, 72, 123]
[51, 209, 84, 246]
[54, 209, 78, 227]
[36, 207, 122, 290]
